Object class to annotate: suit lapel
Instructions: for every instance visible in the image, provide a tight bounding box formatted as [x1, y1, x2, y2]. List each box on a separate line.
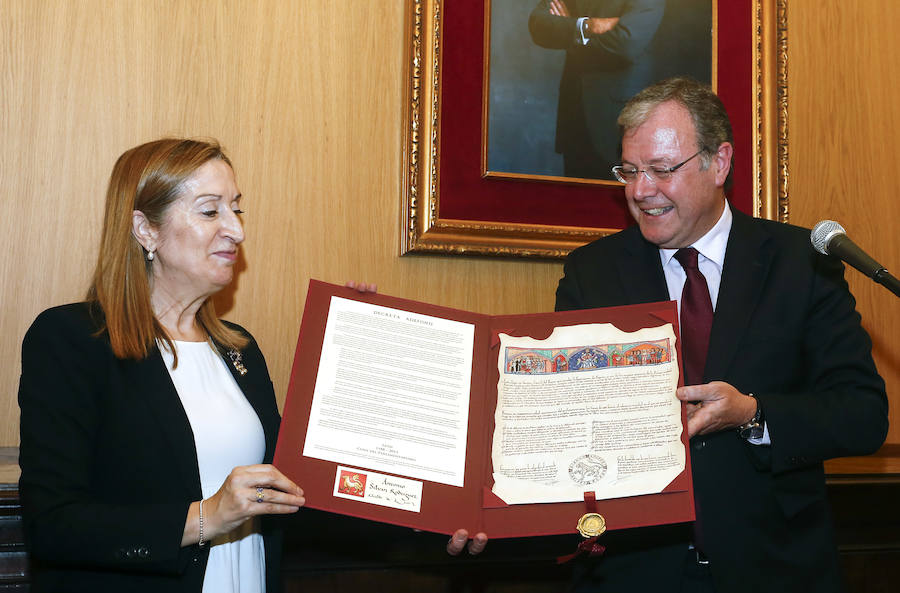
[616, 228, 670, 304]
[124, 349, 202, 497]
[704, 211, 775, 381]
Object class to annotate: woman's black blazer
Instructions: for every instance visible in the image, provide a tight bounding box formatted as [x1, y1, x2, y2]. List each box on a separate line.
[18, 302, 284, 593]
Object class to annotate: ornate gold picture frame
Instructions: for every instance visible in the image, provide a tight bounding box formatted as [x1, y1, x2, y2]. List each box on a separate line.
[401, 0, 788, 258]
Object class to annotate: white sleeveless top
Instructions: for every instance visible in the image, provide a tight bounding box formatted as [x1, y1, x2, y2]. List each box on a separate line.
[161, 340, 267, 593]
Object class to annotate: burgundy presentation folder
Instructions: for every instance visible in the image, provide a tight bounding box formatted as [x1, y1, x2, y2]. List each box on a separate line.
[274, 280, 694, 538]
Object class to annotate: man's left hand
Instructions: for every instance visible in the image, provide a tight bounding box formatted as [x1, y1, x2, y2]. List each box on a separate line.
[677, 381, 757, 437]
[548, 0, 570, 17]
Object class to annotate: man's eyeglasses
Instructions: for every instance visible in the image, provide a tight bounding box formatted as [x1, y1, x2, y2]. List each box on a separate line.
[611, 150, 703, 184]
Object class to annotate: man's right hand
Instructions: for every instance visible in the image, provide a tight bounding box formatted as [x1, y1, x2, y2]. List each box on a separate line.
[587, 17, 619, 35]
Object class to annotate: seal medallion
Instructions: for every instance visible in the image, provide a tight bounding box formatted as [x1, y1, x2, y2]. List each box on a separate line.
[568, 454, 608, 485]
[577, 513, 607, 538]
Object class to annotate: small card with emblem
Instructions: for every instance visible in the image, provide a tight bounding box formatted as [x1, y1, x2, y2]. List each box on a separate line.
[332, 466, 423, 513]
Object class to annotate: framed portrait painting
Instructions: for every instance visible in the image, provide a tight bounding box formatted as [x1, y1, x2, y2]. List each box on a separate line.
[401, 0, 788, 258]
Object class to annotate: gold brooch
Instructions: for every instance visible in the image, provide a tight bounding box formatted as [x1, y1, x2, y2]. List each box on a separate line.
[228, 349, 248, 376]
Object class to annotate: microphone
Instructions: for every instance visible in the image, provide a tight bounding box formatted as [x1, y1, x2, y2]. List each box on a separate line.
[810, 220, 900, 298]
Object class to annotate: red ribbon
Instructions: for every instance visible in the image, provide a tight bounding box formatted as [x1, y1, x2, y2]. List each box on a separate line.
[556, 536, 607, 564]
[556, 492, 607, 564]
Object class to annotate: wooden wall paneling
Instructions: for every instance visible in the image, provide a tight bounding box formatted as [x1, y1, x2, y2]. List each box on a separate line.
[0, 0, 561, 447]
[786, 2, 900, 470]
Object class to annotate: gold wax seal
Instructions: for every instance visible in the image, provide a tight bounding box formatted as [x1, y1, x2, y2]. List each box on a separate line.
[576, 513, 606, 538]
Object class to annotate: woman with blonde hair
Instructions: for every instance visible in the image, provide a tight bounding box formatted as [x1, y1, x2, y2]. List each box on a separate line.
[19, 138, 304, 592]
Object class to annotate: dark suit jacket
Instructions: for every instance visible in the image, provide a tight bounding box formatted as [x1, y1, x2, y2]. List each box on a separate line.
[529, 0, 665, 174]
[556, 210, 888, 592]
[18, 302, 284, 593]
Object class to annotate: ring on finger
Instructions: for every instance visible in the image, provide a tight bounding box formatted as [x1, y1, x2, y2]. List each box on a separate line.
[256, 487, 264, 503]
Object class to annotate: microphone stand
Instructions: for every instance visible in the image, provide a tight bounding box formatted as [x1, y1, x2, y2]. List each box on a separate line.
[873, 268, 900, 298]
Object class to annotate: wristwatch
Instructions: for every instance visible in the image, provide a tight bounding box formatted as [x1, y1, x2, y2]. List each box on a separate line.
[581, 18, 590, 38]
[738, 394, 764, 440]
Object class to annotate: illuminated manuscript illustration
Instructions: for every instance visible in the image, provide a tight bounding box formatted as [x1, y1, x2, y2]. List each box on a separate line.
[504, 339, 671, 375]
[491, 323, 683, 505]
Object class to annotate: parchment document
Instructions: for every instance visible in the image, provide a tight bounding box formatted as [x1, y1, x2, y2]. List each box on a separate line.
[303, 297, 474, 487]
[492, 323, 683, 504]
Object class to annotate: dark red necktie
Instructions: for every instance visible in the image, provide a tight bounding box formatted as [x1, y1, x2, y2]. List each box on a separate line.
[674, 247, 713, 553]
[674, 248, 713, 386]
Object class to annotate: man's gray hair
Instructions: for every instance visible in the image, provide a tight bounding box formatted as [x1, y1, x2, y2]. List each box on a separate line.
[618, 77, 734, 190]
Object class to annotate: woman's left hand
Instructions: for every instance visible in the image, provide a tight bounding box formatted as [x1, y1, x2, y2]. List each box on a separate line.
[187, 464, 305, 546]
[344, 281, 377, 293]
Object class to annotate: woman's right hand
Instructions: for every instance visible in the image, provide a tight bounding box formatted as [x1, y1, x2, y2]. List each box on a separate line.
[183, 464, 304, 546]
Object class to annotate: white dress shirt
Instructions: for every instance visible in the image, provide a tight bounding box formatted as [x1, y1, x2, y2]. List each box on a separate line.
[162, 340, 267, 593]
[657, 202, 769, 444]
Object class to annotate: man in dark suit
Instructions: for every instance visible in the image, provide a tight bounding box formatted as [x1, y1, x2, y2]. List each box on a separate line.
[556, 77, 888, 591]
[529, 0, 665, 180]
